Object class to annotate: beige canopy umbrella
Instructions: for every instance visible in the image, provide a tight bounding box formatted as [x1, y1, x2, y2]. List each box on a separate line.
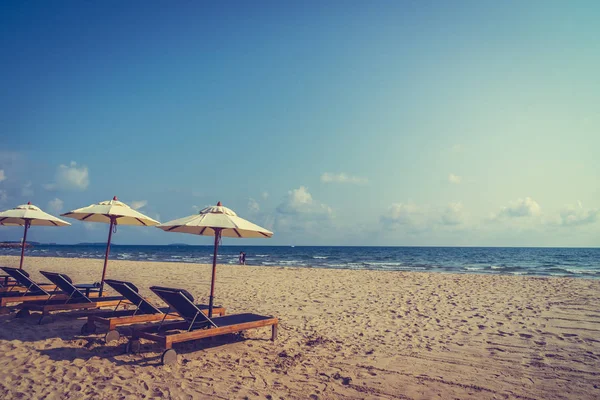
[61, 196, 160, 295]
[0, 202, 70, 269]
[156, 201, 273, 317]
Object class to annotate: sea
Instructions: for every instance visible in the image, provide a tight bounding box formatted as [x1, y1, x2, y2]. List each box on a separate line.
[1, 245, 599, 279]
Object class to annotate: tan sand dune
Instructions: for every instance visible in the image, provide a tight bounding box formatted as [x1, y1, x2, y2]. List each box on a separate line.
[0, 255, 599, 399]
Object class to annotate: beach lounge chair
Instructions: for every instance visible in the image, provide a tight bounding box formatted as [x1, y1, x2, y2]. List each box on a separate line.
[17, 271, 128, 324]
[0, 267, 82, 312]
[0, 270, 18, 289]
[81, 279, 226, 343]
[127, 286, 278, 365]
[0, 266, 56, 293]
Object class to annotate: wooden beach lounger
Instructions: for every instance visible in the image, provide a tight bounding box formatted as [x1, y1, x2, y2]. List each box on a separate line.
[0, 266, 56, 293]
[0, 267, 83, 312]
[0, 271, 19, 289]
[127, 286, 277, 365]
[16, 271, 127, 324]
[81, 279, 225, 343]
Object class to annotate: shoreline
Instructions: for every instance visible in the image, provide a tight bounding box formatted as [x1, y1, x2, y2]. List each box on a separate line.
[0, 255, 599, 399]
[1, 250, 598, 280]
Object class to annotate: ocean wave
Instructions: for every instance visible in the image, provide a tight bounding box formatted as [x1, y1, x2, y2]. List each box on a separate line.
[261, 261, 310, 266]
[324, 262, 366, 268]
[367, 261, 404, 266]
[565, 268, 599, 275]
[3, 245, 599, 279]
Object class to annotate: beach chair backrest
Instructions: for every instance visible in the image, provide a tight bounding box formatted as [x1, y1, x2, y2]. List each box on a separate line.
[1, 266, 49, 294]
[39, 271, 92, 302]
[104, 279, 161, 315]
[150, 286, 217, 328]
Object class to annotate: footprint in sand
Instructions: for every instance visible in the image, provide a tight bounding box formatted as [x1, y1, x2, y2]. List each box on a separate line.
[487, 347, 506, 353]
[70, 383, 82, 392]
[519, 333, 533, 339]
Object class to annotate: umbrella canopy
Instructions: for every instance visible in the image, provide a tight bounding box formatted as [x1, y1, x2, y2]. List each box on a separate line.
[156, 201, 272, 316]
[61, 198, 160, 226]
[61, 196, 160, 295]
[158, 203, 273, 238]
[0, 202, 70, 269]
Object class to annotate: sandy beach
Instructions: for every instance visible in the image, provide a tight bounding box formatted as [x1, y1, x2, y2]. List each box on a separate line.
[0, 255, 598, 399]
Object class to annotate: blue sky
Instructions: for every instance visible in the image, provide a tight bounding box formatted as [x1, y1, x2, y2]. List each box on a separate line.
[1, 1, 599, 246]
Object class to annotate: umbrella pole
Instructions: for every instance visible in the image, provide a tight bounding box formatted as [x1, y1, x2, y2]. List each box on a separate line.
[19, 220, 30, 269]
[100, 218, 115, 296]
[208, 228, 221, 318]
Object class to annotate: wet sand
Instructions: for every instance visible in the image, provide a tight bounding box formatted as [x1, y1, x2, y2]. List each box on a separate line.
[0, 255, 599, 399]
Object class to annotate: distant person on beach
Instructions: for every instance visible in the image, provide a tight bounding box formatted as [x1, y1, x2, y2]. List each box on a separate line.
[239, 252, 244, 265]
[241, 252, 246, 265]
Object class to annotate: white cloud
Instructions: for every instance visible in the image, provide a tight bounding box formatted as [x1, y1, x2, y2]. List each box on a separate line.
[320, 172, 368, 185]
[0, 189, 7, 204]
[380, 203, 434, 234]
[381, 203, 421, 226]
[558, 202, 599, 227]
[0, 169, 5, 183]
[276, 186, 332, 217]
[381, 202, 466, 233]
[130, 200, 147, 210]
[21, 182, 34, 197]
[441, 202, 463, 226]
[272, 186, 333, 234]
[448, 173, 462, 184]
[48, 198, 64, 214]
[494, 197, 541, 219]
[44, 161, 89, 191]
[248, 198, 260, 213]
[261, 191, 269, 200]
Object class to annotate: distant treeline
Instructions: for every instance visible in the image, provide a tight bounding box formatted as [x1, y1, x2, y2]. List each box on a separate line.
[0, 242, 36, 248]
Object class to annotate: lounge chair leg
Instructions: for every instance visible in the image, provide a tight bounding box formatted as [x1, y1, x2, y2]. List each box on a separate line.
[126, 339, 141, 354]
[81, 321, 97, 335]
[271, 324, 278, 341]
[15, 309, 30, 318]
[38, 311, 47, 325]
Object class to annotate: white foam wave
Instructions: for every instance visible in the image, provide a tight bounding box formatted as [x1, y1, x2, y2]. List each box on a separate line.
[566, 268, 598, 275]
[367, 262, 404, 266]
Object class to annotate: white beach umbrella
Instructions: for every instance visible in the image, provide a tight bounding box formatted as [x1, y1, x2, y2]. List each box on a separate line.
[0, 202, 71, 269]
[156, 201, 273, 316]
[61, 196, 160, 295]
